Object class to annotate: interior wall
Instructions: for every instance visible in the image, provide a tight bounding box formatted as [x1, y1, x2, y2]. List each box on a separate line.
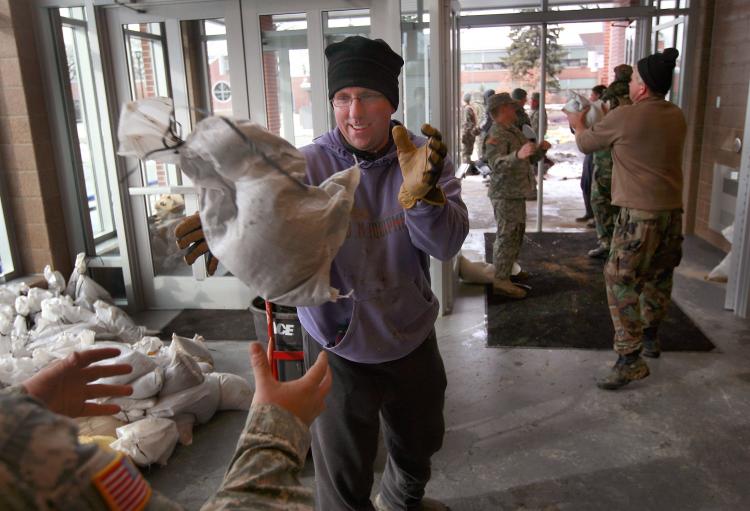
[0, 0, 71, 275]
[691, 0, 750, 251]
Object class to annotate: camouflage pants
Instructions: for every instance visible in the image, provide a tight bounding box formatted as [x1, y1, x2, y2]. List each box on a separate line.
[477, 131, 488, 161]
[604, 208, 684, 355]
[491, 198, 526, 280]
[461, 130, 476, 163]
[591, 150, 619, 248]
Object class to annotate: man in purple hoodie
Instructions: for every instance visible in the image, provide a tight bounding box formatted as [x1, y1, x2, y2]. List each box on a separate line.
[298, 36, 468, 510]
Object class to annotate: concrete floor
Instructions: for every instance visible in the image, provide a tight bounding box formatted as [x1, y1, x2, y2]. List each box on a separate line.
[140, 172, 750, 510]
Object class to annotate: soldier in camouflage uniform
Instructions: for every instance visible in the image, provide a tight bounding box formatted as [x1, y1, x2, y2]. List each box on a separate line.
[1, 343, 330, 510]
[511, 88, 537, 199]
[587, 65, 633, 259]
[567, 48, 685, 390]
[476, 88, 496, 165]
[461, 93, 479, 165]
[485, 92, 551, 299]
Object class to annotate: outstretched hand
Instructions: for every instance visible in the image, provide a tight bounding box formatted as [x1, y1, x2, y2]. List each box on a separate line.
[249, 342, 332, 426]
[23, 348, 133, 418]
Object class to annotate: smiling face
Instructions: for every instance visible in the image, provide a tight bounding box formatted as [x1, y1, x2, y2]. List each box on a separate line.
[333, 86, 396, 153]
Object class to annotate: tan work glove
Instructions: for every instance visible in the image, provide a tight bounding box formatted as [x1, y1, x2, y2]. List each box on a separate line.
[393, 123, 448, 209]
[175, 213, 219, 276]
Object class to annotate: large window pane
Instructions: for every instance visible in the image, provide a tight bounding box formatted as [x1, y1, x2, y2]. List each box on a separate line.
[181, 19, 232, 125]
[0, 195, 14, 279]
[260, 14, 312, 148]
[123, 22, 178, 216]
[59, 10, 116, 249]
[401, 3, 431, 132]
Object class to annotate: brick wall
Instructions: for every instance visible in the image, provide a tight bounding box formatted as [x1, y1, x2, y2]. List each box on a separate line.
[689, 0, 750, 251]
[0, 0, 71, 275]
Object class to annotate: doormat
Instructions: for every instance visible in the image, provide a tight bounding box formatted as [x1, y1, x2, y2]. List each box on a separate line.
[160, 309, 255, 341]
[484, 232, 715, 351]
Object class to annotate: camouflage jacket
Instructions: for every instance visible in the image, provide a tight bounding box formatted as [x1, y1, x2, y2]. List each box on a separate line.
[485, 123, 543, 199]
[530, 108, 547, 135]
[0, 386, 313, 511]
[514, 105, 531, 129]
[461, 104, 479, 133]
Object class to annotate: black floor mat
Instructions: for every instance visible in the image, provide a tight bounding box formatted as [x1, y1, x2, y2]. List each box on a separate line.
[160, 309, 256, 341]
[484, 231, 715, 351]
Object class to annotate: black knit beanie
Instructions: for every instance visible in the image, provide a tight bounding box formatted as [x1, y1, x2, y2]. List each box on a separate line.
[637, 48, 679, 95]
[325, 36, 404, 109]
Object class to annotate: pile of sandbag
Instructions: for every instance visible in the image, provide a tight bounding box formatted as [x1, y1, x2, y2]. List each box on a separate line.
[0, 253, 137, 384]
[1, 255, 254, 467]
[81, 333, 253, 466]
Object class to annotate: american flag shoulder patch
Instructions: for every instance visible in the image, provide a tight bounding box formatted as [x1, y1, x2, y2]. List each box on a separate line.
[92, 453, 152, 511]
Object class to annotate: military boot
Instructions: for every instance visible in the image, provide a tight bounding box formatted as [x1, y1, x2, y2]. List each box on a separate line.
[374, 493, 451, 511]
[597, 351, 650, 390]
[492, 279, 527, 299]
[642, 327, 661, 358]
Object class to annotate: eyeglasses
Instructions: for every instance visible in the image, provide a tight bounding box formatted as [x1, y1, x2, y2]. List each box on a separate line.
[331, 92, 385, 108]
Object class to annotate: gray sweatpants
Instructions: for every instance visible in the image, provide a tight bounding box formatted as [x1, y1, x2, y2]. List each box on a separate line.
[304, 332, 447, 510]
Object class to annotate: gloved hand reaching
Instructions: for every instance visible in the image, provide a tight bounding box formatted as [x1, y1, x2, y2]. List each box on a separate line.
[393, 123, 448, 209]
[175, 213, 219, 276]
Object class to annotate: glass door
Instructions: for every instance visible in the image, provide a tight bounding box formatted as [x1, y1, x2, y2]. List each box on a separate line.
[241, 0, 372, 147]
[107, 1, 252, 309]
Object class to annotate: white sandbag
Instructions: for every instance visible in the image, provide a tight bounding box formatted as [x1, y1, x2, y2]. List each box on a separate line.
[133, 336, 164, 356]
[149, 376, 221, 424]
[129, 367, 164, 399]
[563, 91, 605, 128]
[117, 97, 182, 165]
[0, 335, 9, 356]
[40, 295, 95, 324]
[114, 408, 146, 423]
[173, 413, 196, 446]
[26, 288, 53, 314]
[12, 315, 28, 340]
[110, 417, 179, 466]
[66, 254, 114, 310]
[76, 415, 127, 438]
[14, 296, 31, 317]
[0, 307, 12, 336]
[28, 322, 111, 350]
[0, 355, 35, 386]
[30, 329, 96, 367]
[213, 372, 253, 411]
[5, 282, 28, 297]
[44, 265, 66, 295]
[458, 255, 495, 284]
[159, 351, 204, 396]
[118, 97, 360, 307]
[94, 349, 156, 385]
[105, 396, 157, 411]
[93, 300, 145, 343]
[169, 333, 213, 368]
[706, 224, 734, 283]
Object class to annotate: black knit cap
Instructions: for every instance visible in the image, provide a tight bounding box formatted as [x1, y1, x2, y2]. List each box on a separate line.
[637, 48, 679, 95]
[325, 36, 404, 109]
